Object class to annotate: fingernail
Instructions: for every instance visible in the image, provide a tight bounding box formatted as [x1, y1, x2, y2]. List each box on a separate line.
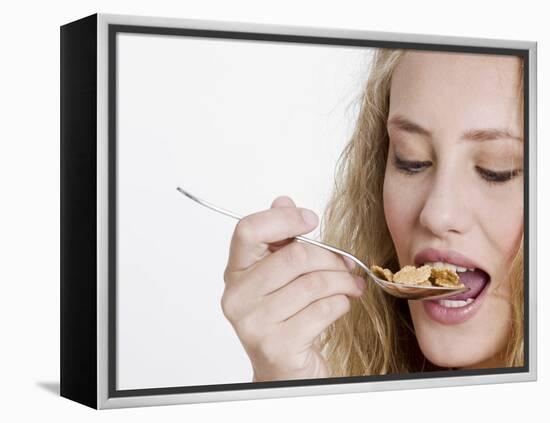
[343, 256, 356, 271]
[301, 209, 318, 226]
[354, 275, 366, 292]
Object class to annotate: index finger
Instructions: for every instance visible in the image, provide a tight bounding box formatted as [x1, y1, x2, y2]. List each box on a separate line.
[225, 206, 318, 272]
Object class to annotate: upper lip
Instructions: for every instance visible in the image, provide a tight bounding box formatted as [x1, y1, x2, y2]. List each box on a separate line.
[414, 248, 486, 273]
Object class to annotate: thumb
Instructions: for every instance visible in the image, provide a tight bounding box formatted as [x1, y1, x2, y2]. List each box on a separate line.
[271, 195, 297, 208]
[268, 195, 298, 252]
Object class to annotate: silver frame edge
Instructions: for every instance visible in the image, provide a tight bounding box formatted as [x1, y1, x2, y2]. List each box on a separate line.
[95, 12, 537, 409]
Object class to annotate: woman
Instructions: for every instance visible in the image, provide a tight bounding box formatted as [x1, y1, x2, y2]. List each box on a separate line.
[221, 48, 524, 381]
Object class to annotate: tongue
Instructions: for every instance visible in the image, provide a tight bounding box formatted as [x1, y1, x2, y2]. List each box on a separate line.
[444, 269, 489, 300]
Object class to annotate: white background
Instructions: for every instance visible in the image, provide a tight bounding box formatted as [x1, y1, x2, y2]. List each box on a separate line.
[1, 0, 547, 421]
[117, 32, 369, 389]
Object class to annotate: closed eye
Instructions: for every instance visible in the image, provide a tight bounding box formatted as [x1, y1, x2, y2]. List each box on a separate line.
[475, 166, 523, 184]
[393, 155, 431, 175]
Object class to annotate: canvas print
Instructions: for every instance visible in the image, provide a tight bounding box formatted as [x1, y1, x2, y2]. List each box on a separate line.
[60, 13, 535, 409]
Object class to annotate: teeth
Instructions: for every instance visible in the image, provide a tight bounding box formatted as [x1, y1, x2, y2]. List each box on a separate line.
[423, 261, 470, 273]
[437, 298, 474, 308]
[425, 261, 455, 270]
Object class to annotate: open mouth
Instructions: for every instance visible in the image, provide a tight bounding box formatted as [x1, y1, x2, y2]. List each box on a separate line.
[413, 249, 492, 323]
[422, 262, 491, 307]
[417, 261, 491, 324]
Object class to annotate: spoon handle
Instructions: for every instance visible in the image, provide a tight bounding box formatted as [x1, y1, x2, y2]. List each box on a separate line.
[177, 187, 243, 220]
[176, 187, 371, 274]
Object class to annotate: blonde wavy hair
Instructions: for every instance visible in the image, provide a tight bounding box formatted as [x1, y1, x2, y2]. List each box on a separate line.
[318, 48, 524, 376]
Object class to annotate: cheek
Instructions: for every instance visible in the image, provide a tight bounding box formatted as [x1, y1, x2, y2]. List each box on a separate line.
[485, 204, 523, 258]
[483, 209, 523, 298]
[477, 184, 524, 268]
[383, 169, 418, 261]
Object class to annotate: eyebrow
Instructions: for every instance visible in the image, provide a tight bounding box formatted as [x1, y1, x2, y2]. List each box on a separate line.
[387, 115, 523, 142]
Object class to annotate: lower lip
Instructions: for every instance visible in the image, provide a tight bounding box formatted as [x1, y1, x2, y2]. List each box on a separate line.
[422, 280, 490, 325]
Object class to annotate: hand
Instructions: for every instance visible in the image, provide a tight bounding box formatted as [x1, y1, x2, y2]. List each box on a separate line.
[221, 196, 366, 381]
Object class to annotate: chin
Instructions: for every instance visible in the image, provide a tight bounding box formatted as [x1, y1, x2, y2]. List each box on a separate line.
[408, 288, 511, 370]
[418, 341, 494, 369]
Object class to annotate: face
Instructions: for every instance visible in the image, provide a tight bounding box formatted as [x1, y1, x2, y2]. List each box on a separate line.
[383, 51, 523, 368]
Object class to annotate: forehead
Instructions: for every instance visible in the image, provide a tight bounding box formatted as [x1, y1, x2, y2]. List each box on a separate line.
[389, 51, 522, 131]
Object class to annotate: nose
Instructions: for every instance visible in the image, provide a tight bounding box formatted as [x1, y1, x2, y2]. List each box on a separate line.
[418, 166, 470, 238]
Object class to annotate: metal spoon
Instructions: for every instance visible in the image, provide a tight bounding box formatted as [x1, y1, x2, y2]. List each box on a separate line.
[176, 187, 470, 301]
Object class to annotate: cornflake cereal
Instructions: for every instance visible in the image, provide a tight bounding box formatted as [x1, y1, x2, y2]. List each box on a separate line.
[371, 265, 394, 282]
[394, 265, 432, 286]
[369, 264, 464, 288]
[430, 267, 461, 287]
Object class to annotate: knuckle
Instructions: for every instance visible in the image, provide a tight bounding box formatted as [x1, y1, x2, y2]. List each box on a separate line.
[347, 273, 361, 291]
[319, 294, 350, 316]
[284, 241, 309, 268]
[332, 294, 351, 314]
[328, 252, 348, 271]
[336, 254, 350, 271]
[220, 289, 237, 320]
[317, 297, 333, 316]
[223, 267, 232, 285]
[301, 272, 325, 299]
[221, 285, 249, 321]
[235, 218, 254, 242]
[235, 313, 259, 342]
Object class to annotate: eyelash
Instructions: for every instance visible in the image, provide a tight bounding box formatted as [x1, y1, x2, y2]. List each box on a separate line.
[393, 156, 522, 185]
[475, 166, 523, 184]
